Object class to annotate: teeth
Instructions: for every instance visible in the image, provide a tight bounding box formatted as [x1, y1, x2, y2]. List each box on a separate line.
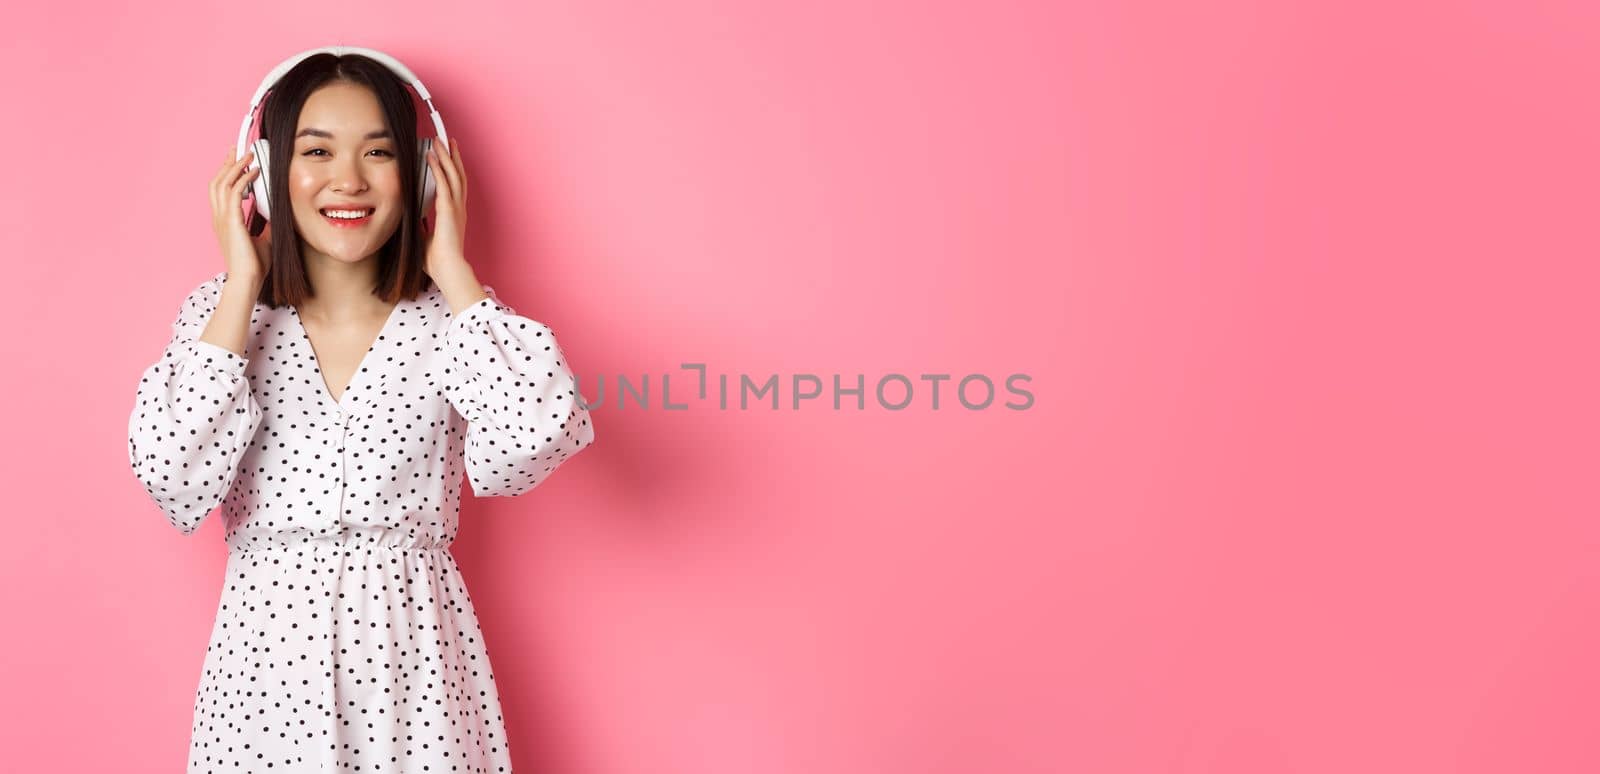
[323, 209, 372, 219]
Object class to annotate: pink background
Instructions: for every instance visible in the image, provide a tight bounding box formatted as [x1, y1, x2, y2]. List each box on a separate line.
[3, 1, 1597, 772]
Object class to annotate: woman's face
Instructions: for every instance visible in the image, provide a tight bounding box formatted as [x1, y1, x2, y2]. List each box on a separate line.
[287, 81, 405, 265]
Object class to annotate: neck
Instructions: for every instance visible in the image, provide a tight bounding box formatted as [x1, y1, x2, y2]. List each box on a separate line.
[296, 248, 391, 323]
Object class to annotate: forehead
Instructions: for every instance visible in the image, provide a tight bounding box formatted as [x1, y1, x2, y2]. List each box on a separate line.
[295, 82, 387, 132]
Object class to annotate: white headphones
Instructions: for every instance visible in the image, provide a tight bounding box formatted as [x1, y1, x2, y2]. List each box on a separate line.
[234, 46, 450, 221]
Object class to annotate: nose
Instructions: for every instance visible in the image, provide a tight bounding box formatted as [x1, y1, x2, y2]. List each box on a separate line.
[330, 156, 369, 195]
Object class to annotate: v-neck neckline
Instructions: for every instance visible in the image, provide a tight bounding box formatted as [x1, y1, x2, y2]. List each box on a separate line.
[290, 294, 407, 412]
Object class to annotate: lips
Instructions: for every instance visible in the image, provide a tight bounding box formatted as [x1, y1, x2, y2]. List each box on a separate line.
[320, 207, 375, 228]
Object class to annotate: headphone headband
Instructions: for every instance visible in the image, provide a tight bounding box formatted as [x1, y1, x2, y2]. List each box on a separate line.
[234, 46, 449, 162]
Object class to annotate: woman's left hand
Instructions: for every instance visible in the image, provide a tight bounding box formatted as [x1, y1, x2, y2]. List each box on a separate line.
[423, 137, 469, 275]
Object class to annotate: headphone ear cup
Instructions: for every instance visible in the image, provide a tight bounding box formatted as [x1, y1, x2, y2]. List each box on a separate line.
[418, 137, 437, 215]
[249, 138, 274, 221]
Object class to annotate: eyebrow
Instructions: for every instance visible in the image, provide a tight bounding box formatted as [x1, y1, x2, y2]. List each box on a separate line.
[295, 128, 392, 140]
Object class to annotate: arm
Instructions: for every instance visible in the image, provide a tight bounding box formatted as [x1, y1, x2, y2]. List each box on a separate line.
[126, 272, 265, 535]
[442, 285, 596, 497]
[197, 270, 261, 356]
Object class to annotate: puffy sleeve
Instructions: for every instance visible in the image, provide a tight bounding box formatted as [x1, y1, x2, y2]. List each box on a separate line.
[126, 272, 264, 535]
[442, 285, 596, 497]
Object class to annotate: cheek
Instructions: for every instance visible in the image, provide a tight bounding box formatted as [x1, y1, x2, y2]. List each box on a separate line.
[286, 166, 321, 200]
[375, 168, 404, 200]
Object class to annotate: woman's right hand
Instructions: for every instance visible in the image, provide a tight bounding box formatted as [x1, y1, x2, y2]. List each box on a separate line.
[211, 145, 272, 282]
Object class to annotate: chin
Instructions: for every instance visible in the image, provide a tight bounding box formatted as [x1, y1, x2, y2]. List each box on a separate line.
[297, 224, 402, 264]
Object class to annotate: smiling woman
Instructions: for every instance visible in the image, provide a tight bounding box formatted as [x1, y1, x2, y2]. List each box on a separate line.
[286, 82, 407, 267]
[126, 47, 596, 773]
[249, 54, 432, 306]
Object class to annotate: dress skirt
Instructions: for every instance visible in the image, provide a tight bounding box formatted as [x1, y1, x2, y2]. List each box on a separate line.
[187, 532, 513, 772]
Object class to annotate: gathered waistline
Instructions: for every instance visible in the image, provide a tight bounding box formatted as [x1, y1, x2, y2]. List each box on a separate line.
[227, 542, 454, 555]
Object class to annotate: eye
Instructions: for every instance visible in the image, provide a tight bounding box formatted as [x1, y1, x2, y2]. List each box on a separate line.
[298, 148, 394, 158]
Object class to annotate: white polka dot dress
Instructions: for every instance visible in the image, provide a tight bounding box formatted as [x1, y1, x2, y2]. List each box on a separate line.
[127, 271, 596, 772]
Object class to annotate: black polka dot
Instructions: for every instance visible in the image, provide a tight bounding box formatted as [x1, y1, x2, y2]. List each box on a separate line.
[127, 271, 596, 771]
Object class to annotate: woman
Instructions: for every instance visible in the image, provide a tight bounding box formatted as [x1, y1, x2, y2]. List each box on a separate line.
[126, 50, 596, 772]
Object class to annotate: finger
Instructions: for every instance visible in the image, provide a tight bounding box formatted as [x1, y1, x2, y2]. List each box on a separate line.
[232, 166, 260, 199]
[428, 149, 453, 208]
[227, 161, 253, 193]
[220, 151, 253, 193]
[222, 169, 256, 220]
[230, 153, 257, 192]
[438, 141, 464, 206]
[451, 138, 466, 202]
[436, 143, 463, 205]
